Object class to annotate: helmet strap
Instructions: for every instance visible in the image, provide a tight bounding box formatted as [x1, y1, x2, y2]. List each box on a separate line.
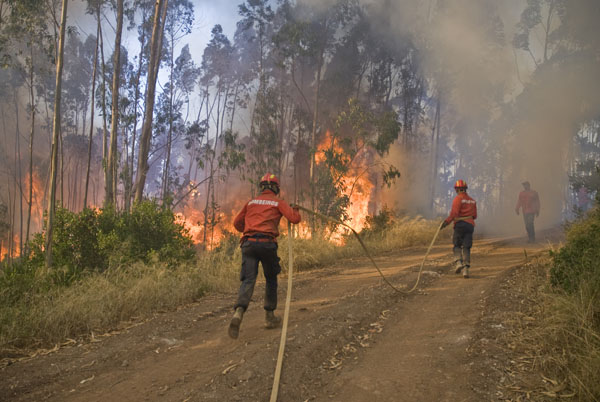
[260, 182, 280, 194]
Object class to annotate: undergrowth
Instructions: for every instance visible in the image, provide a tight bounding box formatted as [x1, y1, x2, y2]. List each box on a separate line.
[506, 208, 600, 401]
[0, 209, 438, 352]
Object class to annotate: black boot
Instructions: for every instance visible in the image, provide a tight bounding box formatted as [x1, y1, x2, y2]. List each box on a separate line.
[228, 307, 244, 339]
[265, 310, 281, 329]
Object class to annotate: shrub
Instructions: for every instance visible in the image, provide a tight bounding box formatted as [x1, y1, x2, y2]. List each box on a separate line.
[361, 207, 396, 237]
[21, 201, 195, 286]
[550, 207, 600, 293]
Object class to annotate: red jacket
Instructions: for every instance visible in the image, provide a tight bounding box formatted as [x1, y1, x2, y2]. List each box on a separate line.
[445, 192, 477, 227]
[515, 190, 540, 215]
[233, 190, 301, 239]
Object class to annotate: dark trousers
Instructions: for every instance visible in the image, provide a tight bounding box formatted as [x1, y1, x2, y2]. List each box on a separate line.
[523, 213, 535, 242]
[453, 221, 474, 266]
[234, 241, 281, 312]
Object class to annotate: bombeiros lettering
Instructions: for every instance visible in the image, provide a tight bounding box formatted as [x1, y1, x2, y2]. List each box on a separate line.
[249, 199, 279, 207]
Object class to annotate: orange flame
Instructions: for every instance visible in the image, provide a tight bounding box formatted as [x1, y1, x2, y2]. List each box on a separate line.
[175, 199, 244, 250]
[315, 131, 374, 244]
[0, 234, 20, 261]
[25, 170, 46, 232]
[173, 130, 376, 249]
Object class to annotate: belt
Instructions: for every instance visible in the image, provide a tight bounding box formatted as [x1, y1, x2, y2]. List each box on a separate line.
[243, 234, 276, 243]
[245, 237, 275, 243]
[454, 216, 474, 222]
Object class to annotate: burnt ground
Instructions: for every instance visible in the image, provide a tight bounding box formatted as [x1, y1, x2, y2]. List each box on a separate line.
[0, 232, 560, 402]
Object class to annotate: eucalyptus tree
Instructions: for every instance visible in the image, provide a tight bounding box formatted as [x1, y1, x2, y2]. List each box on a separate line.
[45, 0, 68, 267]
[105, 0, 125, 206]
[134, 0, 168, 203]
[83, 10, 101, 209]
[235, 0, 275, 181]
[122, 0, 154, 211]
[3, 0, 54, 255]
[199, 23, 235, 244]
[159, 0, 194, 202]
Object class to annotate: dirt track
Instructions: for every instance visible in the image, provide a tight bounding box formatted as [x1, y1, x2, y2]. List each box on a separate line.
[1, 234, 552, 402]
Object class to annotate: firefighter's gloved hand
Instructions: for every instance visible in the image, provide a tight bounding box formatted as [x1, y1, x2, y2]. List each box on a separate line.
[441, 221, 449, 229]
[290, 203, 299, 209]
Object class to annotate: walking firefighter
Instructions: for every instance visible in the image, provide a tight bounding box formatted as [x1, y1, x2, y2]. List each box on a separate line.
[441, 179, 477, 278]
[228, 173, 301, 339]
[515, 181, 540, 243]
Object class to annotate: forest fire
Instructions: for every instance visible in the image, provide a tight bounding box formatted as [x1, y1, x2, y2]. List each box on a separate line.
[0, 235, 20, 261]
[174, 131, 376, 249]
[26, 170, 46, 233]
[314, 131, 374, 243]
[176, 203, 242, 250]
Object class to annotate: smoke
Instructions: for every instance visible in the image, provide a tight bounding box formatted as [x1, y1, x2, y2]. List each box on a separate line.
[368, 0, 600, 237]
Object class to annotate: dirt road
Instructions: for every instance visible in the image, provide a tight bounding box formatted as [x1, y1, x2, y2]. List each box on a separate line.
[1, 235, 549, 401]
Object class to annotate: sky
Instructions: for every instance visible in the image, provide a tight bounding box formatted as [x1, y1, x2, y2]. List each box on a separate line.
[68, 0, 240, 61]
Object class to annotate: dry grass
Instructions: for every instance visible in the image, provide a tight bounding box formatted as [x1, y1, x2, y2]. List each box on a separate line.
[0, 215, 438, 352]
[279, 215, 439, 272]
[502, 256, 600, 401]
[537, 281, 600, 400]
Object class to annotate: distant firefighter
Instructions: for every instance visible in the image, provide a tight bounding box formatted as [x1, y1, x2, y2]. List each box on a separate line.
[577, 187, 592, 212]
[515, 181, 540, 243]
[441, 180, 477, 278]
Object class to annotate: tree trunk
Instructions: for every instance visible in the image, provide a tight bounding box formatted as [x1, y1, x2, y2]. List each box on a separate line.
[84, 20, 100, 210]
[543, 1, 555, 63]
[105, 0, 124, 207]
[25, 47, 35, 255]
[59, 126, 64, 206]
[309, 50, 323, 234]
[134, 0, 168, 203]
[162, 33, 176, 203]
[14, 92, 23, 257]
[45, 0, 69, 268]
[429, 96, 441, 215]
[98, 6, 109, 204]
[125, 12, 148, 213]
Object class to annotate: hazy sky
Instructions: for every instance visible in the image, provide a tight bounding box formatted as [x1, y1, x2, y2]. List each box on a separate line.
[67, 0, 240, 66]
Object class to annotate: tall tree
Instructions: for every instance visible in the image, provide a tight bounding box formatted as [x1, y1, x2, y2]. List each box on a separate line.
[45, 0, 68, 268]
[134, 0, 168, 202]
[83, 24, 100, 209]
[105, 0, 124, 206]
[159, 0, 194, 202]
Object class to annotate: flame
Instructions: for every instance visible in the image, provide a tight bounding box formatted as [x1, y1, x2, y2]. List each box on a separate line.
[175, 198, 244, 250]
[315, 131, 374, 244]
[173, 130, 375, 249]
[0, 234, 20, 261]
[25, 170, 46, 232]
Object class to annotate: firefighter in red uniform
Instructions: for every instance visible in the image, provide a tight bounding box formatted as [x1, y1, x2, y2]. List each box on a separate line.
[228, 173, 301, 339]
[515, 181, 540, 243]
[441, 180, 477, 278]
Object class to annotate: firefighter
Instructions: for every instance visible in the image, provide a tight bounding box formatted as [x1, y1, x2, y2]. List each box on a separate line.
[515, 181, 540, 243]
[228, 173, 301, 339]
[441, 180, 477, 278]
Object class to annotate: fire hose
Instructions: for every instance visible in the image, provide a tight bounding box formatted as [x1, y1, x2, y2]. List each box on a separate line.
[295, 205, 444, 294]
[270, 207, 445, 401]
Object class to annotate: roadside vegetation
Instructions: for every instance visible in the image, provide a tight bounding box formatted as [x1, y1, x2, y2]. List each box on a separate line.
[505, 205, 600, 401]
[0, 206, 438, 353]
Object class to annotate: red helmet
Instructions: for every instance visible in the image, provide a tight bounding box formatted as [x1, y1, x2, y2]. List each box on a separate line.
[260, 173, 279, 186]
[454, 179, 468, 189]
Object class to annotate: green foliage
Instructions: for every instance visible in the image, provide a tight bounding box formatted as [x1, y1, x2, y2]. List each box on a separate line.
[361, 207, 396, 236]
[213, 229, 240, 256]
[22, 201, 195, 287]
[550, 207, 600, 292]
[314, 98, 401, 226]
